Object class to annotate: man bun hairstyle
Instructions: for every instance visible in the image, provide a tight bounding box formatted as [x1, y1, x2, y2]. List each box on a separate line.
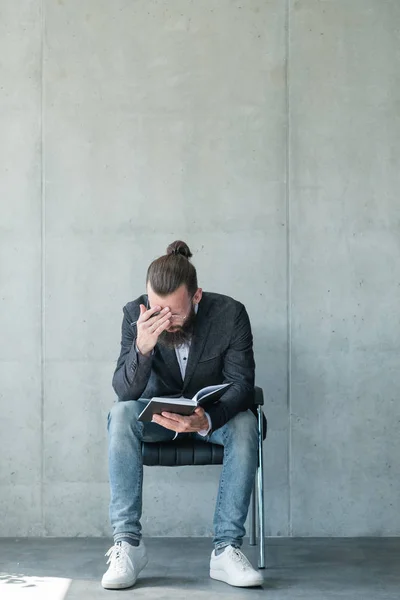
[147, 240, 198, 297]
[166, 240, 193, 259]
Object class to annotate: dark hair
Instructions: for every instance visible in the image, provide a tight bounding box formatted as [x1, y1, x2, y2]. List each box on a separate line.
[146, 240, 198, 297]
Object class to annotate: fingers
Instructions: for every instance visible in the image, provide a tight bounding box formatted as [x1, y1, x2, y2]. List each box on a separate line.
[161, 412, 186, 423]
[153, 414, 184, 432]
[145, 307, 171, 327]
[160, 412, 200, 431]
[155, 412, 190, 431]
[153, 412, 205, 433]
[145, 312, 170, 336]
[138, 306, 172, 335]
[138, 304, 162, 323]
[154, 317, 171, 335]
[151, 310, 171, 326]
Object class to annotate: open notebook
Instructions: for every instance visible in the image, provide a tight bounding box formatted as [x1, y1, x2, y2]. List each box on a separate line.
[137, 383, 232, 422]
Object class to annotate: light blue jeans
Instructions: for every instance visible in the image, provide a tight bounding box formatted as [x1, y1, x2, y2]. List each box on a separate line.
[108, 400, 258, 550]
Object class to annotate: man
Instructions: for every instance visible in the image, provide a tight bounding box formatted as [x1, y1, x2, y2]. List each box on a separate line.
[102, 240, 263, 589]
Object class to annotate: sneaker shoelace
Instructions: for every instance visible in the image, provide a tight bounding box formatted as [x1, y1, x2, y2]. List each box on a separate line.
[105, 542, 131, 575]
[230, 548, 253, 571]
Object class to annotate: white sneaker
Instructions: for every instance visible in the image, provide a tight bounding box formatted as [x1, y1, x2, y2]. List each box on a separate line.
[210, 545, 264, 587]
[101, 540, 148, 590]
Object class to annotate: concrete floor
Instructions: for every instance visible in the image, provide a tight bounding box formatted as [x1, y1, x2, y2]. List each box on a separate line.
[0, 538, 399, 599]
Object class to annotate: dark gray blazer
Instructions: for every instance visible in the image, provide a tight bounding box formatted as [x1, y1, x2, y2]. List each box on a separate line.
[112, 292, 255, 432]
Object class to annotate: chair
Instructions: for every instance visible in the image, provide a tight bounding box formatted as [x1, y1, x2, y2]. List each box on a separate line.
[142, 386, 267, 568]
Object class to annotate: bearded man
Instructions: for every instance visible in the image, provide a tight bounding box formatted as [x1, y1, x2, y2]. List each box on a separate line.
[102, 240, 263, 590]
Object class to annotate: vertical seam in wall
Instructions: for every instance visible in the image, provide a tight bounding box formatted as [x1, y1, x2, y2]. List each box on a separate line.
[40, 0, 46, 536]
[285, 0, 292, 537]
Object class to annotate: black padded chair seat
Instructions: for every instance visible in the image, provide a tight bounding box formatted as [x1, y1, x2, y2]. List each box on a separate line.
[142, 439, 224, 467]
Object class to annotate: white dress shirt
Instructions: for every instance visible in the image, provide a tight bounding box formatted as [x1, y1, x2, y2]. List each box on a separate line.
[174, 341, 212, 437]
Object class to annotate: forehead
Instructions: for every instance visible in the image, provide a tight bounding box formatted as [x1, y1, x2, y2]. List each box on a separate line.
[147, 283, 189, 309]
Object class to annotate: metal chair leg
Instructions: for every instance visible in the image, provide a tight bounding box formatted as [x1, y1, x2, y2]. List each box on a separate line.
[249, 478, 257, 546]
[257, 405, 265, 569]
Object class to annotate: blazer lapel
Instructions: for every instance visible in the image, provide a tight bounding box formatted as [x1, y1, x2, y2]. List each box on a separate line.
[157, 345, 183, 386]
[183, 296, 213, 391]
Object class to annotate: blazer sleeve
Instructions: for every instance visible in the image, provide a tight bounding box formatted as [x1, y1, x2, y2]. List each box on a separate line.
[206, 303, 255, 431]
[112, 305, 153, 401]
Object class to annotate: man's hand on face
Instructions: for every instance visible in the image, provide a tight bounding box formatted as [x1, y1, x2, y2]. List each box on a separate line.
[136, 304, 172, 356]
[152, 407, 209, 433]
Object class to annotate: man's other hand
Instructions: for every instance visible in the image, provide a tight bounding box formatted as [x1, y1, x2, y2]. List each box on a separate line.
[152, 407, 209, 433]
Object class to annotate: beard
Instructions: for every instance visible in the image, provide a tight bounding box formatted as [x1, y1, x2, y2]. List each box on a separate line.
[157, 304, 196, 349]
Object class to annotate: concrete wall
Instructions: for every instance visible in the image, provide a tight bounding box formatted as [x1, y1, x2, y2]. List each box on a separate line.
[0, 0, 399, 537]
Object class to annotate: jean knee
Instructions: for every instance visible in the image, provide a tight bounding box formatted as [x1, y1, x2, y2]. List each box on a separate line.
[225, 410, 258, 450]
[108, 401, 141, 433]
